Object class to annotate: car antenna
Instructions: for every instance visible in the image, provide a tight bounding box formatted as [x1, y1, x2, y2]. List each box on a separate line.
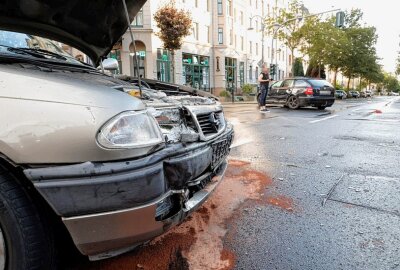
[121, 0, 142, 97]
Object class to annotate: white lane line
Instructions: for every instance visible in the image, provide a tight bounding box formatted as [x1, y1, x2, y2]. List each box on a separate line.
[230, 139, 253, 149]
[309, 115, 339, 124]
[352, 108, 362, 112]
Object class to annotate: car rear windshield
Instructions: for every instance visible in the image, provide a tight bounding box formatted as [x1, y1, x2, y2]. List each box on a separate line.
[308, 80, 333, 88]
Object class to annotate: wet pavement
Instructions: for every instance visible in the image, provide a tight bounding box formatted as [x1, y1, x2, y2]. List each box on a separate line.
[70, 96, 400, 270]
[224, 96, 400, 270]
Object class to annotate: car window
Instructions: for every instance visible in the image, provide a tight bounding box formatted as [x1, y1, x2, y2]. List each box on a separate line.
[294, 80, 311, 87]
[271, 81, 283, 88]
[282, 79, 294, 87]
[308, 80, 333, 88]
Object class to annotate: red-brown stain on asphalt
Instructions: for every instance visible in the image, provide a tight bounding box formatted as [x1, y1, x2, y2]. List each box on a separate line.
[265, 195, 294, 212]
[79, 232, 194, 270]
[72, 159, 275, 270]
[374, 109, 383, 114]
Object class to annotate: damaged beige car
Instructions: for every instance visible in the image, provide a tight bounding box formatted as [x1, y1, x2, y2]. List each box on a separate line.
[0, 0, 233, 269]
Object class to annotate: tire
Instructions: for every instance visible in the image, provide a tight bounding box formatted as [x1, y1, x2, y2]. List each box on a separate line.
[318, 106, 326, 110]
[286, 95, 300, 109]
[0, 166, 56, 270]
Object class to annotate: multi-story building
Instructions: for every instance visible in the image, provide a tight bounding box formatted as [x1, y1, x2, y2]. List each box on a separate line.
[68, 0, 294, 96]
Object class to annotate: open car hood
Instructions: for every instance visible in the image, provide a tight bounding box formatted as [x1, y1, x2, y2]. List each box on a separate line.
[0, 0, 146, 65]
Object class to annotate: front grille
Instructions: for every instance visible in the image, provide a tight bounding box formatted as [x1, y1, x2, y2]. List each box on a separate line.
[196, 111, 225, 136]
[211, 134, 233, 169]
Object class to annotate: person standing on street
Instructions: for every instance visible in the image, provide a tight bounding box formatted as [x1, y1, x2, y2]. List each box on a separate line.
[258, 64, 271, 112]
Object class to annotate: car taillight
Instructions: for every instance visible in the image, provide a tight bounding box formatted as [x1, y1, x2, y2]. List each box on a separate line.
[305, 87, 313, 95]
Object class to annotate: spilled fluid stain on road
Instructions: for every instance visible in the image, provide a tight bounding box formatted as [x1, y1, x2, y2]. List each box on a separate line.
[73, 159, 285, 270]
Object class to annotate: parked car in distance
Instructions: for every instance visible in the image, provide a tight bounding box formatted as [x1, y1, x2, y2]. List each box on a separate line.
[365, 90, 373, 97]
[349, 90, 361, 98]
[360, 91, 367, 98]
[335, 90, 347, 99]
[388, 91, 400, 96]
[264, 77, 335, 110]
[0, 1, 233, 269]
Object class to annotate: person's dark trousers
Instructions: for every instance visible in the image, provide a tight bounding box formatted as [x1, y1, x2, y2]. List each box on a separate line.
[259, 84, 269, 106]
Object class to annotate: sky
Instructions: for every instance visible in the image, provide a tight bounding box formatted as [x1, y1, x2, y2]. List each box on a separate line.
[301, 0, 400, 73]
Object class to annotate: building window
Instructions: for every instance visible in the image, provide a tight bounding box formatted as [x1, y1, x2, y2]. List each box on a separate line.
[241, 36, 244, 51]
[182, 53, 210, 91]
[207, 0, 210, 12]
[256, 0, 258, 9]
[249, 65, 253, 81]
[193, 22, 199, 40]
[255, 20, 259, 32]
[218, 28, 223, 44]
[195, 0, 198, 8]
[207, 26, 210, 43]
[230, 29, 233, 45]
[217, 0, 223, 15]
[132, 8, 143, 27]
[249, 41, 252, 54]
[227, 0, 232, 16]
[256, 43, 258, 55]
[225, 57, 237, 94]
[157, 48, 171, 82]
[240, 11, 244, 25]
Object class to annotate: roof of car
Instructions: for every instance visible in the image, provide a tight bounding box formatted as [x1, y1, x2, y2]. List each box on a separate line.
[283, 77, 327, 80]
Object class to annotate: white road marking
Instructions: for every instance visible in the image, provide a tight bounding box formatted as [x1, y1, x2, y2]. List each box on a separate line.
[309, 115, 339, 124]
[352, 108, 362, 112]
[230, 139, 253, 149]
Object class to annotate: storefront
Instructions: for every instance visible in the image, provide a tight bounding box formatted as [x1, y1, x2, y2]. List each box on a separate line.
[156, 49, 171, 82]
[182, 53, 210, 91]
[225, 57, 237, 94]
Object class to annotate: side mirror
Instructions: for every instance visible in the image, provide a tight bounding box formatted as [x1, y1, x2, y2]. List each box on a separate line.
[99, 58, 119, 71]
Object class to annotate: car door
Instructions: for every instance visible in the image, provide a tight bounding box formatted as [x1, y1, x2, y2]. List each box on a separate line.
[277, 79, 294, 102]
[268, 80, 283, 101]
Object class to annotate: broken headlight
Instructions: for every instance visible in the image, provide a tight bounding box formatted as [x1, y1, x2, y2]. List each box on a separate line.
[97, 111, 163, 149]
[148, 107, 199, 143]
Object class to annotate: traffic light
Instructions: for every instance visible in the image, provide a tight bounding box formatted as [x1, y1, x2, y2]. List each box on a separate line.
[335, 11, 345, 28]
[270, 64, 276, 76]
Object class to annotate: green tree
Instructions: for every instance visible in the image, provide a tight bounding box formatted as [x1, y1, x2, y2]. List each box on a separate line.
[154, 1, 192, 83]
[300, 15, 348, 83]
[293, 58, 304, 76]
[383, 73, 399, 92]
[395, 54, 400, 75]
[266, 0, 307, 75]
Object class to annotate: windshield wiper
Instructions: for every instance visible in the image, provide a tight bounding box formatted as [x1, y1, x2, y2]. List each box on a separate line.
[0, 45, 67, 60]
[11, 47, 67, 60]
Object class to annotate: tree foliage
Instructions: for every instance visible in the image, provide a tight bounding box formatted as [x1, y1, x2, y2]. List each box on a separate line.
[293, 58, 304, 76]
[383, 73, 399, 91]
[154, 1, 192, 51]
[265, 0, 307, 74]
[154, 1, 192, 83]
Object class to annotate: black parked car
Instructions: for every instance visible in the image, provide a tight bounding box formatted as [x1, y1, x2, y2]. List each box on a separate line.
[335, 90, 347, 99]
[260, 77, 335, 110]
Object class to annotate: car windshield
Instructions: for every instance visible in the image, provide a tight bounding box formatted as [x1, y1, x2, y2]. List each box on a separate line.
[308, 80, 334, 87]
[0, 30, 83, 65]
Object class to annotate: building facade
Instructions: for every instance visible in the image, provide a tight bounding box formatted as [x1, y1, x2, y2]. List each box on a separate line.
[108, 0, 294, 96]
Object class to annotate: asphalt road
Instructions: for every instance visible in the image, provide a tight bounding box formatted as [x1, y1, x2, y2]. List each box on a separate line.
[223, 97, 400, 270]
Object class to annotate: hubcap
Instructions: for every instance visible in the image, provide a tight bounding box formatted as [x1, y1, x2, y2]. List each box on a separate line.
[288, 97, 298, 107]
[0, 228, 5, 270]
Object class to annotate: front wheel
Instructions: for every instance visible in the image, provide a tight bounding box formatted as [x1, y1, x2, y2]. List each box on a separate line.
[286, 95, 300, 109]
[0, 167, 56, 270]
[318, 106, 326, 110]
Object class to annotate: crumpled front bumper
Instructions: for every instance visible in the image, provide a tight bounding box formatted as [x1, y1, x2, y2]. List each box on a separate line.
[24, 124, 233, 259]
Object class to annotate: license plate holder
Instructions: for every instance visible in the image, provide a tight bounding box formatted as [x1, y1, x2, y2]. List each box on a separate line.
[320, 90, 331, 95]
